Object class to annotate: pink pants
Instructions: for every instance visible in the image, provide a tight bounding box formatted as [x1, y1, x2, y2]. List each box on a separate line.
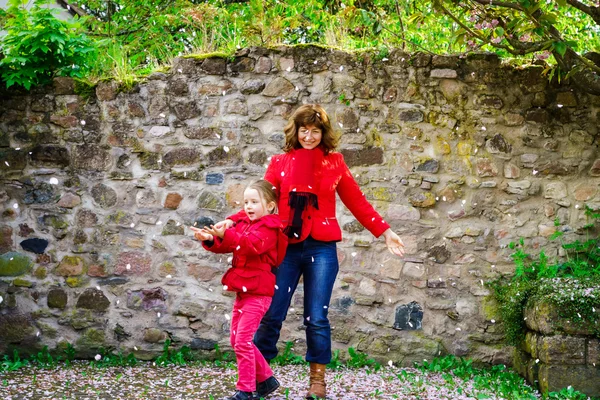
[230, 293, 273, 392]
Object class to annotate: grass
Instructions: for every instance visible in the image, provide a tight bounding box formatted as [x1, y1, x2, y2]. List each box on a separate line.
[0, 343, 595, 399]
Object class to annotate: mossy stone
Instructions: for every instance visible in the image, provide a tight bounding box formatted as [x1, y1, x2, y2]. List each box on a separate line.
[76, 288, 110, 311]
[76, 328, 106, 351]
[481, 296, 501, 321]
[0, 252, 33, 276]
[66, 276, 88, 287]
[0, 313, 35, 343]
[47, 288, 68, 309]
[34, 266, 48, 279]
[13, 278, 33, 287]
[37, 321, 58, 339]
[55, 255, 86, 277]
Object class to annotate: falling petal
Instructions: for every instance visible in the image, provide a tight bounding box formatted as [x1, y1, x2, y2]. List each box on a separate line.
[242, 286, 247, 292]
[49, 177, 59, 185]
[223, 285, 228, 290]
[80, 120, 86, 126]
[126, 264, 131, 270]
[166, 274, 172, 279]
[95, 354, 102, 361]
[223, 146, 230, 153]
[13, 203, 18, 209]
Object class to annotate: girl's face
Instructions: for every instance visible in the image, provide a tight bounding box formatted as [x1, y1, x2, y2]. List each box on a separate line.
[243, 188, 275, 221]
[298, 124, 322, 150]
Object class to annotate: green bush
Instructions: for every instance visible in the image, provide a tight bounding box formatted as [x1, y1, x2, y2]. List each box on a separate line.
[490, 207, 600, 345]
[0, 0, 97, 90]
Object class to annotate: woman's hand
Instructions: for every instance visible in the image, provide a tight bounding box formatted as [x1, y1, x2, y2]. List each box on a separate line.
[213, 219, 234, 230]
[382, 228, 405, 257]
[190, 226, 213, 242]
[203, 224, 227, 239]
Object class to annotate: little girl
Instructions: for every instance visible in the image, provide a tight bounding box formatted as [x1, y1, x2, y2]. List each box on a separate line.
[191, 180, 286, 400]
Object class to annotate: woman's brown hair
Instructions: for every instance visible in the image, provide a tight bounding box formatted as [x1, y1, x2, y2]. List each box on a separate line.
[247, 179, 278, 214]
[283, 104, 339, 154]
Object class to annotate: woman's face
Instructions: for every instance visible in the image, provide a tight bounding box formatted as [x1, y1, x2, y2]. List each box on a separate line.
[298, 124, 322, 150]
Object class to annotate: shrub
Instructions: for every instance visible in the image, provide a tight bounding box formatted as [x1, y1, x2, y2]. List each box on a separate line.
[0, 0, 97, 90]
[490, 207, 600, 345]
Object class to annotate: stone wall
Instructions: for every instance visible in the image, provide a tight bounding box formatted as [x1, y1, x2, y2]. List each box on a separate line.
[1, 45, 599, 367]
[514, 299, 600, 396]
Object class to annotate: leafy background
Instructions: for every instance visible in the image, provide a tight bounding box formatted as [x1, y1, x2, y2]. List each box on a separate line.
[1, 0, 599, 91]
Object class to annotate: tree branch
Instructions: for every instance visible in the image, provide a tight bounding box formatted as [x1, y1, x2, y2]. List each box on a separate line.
[565, 0, 600, 25]
[470, 0, 524, 12]
[56, 0, 87, 18]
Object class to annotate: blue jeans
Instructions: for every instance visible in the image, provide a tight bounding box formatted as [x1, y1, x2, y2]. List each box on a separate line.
[254, 236, 339, 364]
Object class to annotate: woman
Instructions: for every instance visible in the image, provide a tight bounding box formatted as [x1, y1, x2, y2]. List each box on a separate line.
[218, 104, 405, 400]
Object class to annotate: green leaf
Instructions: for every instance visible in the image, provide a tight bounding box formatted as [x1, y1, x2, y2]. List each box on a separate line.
[553, 41, 567, 56]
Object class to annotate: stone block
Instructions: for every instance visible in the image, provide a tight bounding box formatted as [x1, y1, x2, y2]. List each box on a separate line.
[340, 147, 383, 167]
[114, 251, 152, 276]
[538, 364, 600, 397]
[164, 193, 183, 210]
[537, 335, 585, 365]
[0, 252, 33, 276]
[393, 301, 423, 330]
[76, 288, 110, 312]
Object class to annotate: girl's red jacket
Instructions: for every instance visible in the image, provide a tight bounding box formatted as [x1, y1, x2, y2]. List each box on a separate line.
[229, 149, 390, 244]
[202, 213, 287, 297]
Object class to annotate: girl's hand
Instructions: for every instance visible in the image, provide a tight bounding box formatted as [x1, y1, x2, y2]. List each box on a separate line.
[190, 226, 213, 242]
[203, 224, 226, 239]
[214, 219, 234, 230]
[382, 228, 405, 257]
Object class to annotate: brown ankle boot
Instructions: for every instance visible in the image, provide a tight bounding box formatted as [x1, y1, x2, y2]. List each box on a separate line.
[305, 362, 326, 399]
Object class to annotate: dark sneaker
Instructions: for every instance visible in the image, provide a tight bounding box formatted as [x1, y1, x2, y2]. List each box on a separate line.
[257, 376, 280, 398]
[226, 390, 260, 400]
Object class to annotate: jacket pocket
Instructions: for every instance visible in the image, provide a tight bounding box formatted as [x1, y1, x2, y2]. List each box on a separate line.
[221, 268, 274, 294]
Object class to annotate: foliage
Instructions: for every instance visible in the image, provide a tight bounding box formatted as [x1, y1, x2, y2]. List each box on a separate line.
[154, 339, 193, 367]
[0, 0, 97, 89]
[431, 0, 600, 95]
[92, 348, 138, 368]
[272, 341, 307, 365]
[212, 343, 235, 367]
[0, 0, 590, 89]
[490, 206, 600, 345]
[414, 355, 588, 399]
[31, 346, 57, 369]
[0, 350, 28, 372]
[346, 346, 381, 371]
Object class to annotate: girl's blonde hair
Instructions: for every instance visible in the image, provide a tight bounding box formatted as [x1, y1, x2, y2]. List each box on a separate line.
[283, 104, 338, 154]
[247, 179, 278, 214]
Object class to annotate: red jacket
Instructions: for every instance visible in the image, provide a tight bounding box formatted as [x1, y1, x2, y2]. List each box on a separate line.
[202, 213, 286, 297]
[230, 149, 390, 243]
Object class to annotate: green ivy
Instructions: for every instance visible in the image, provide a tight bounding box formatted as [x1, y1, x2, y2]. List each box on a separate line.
[0, 0, 97, 90]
